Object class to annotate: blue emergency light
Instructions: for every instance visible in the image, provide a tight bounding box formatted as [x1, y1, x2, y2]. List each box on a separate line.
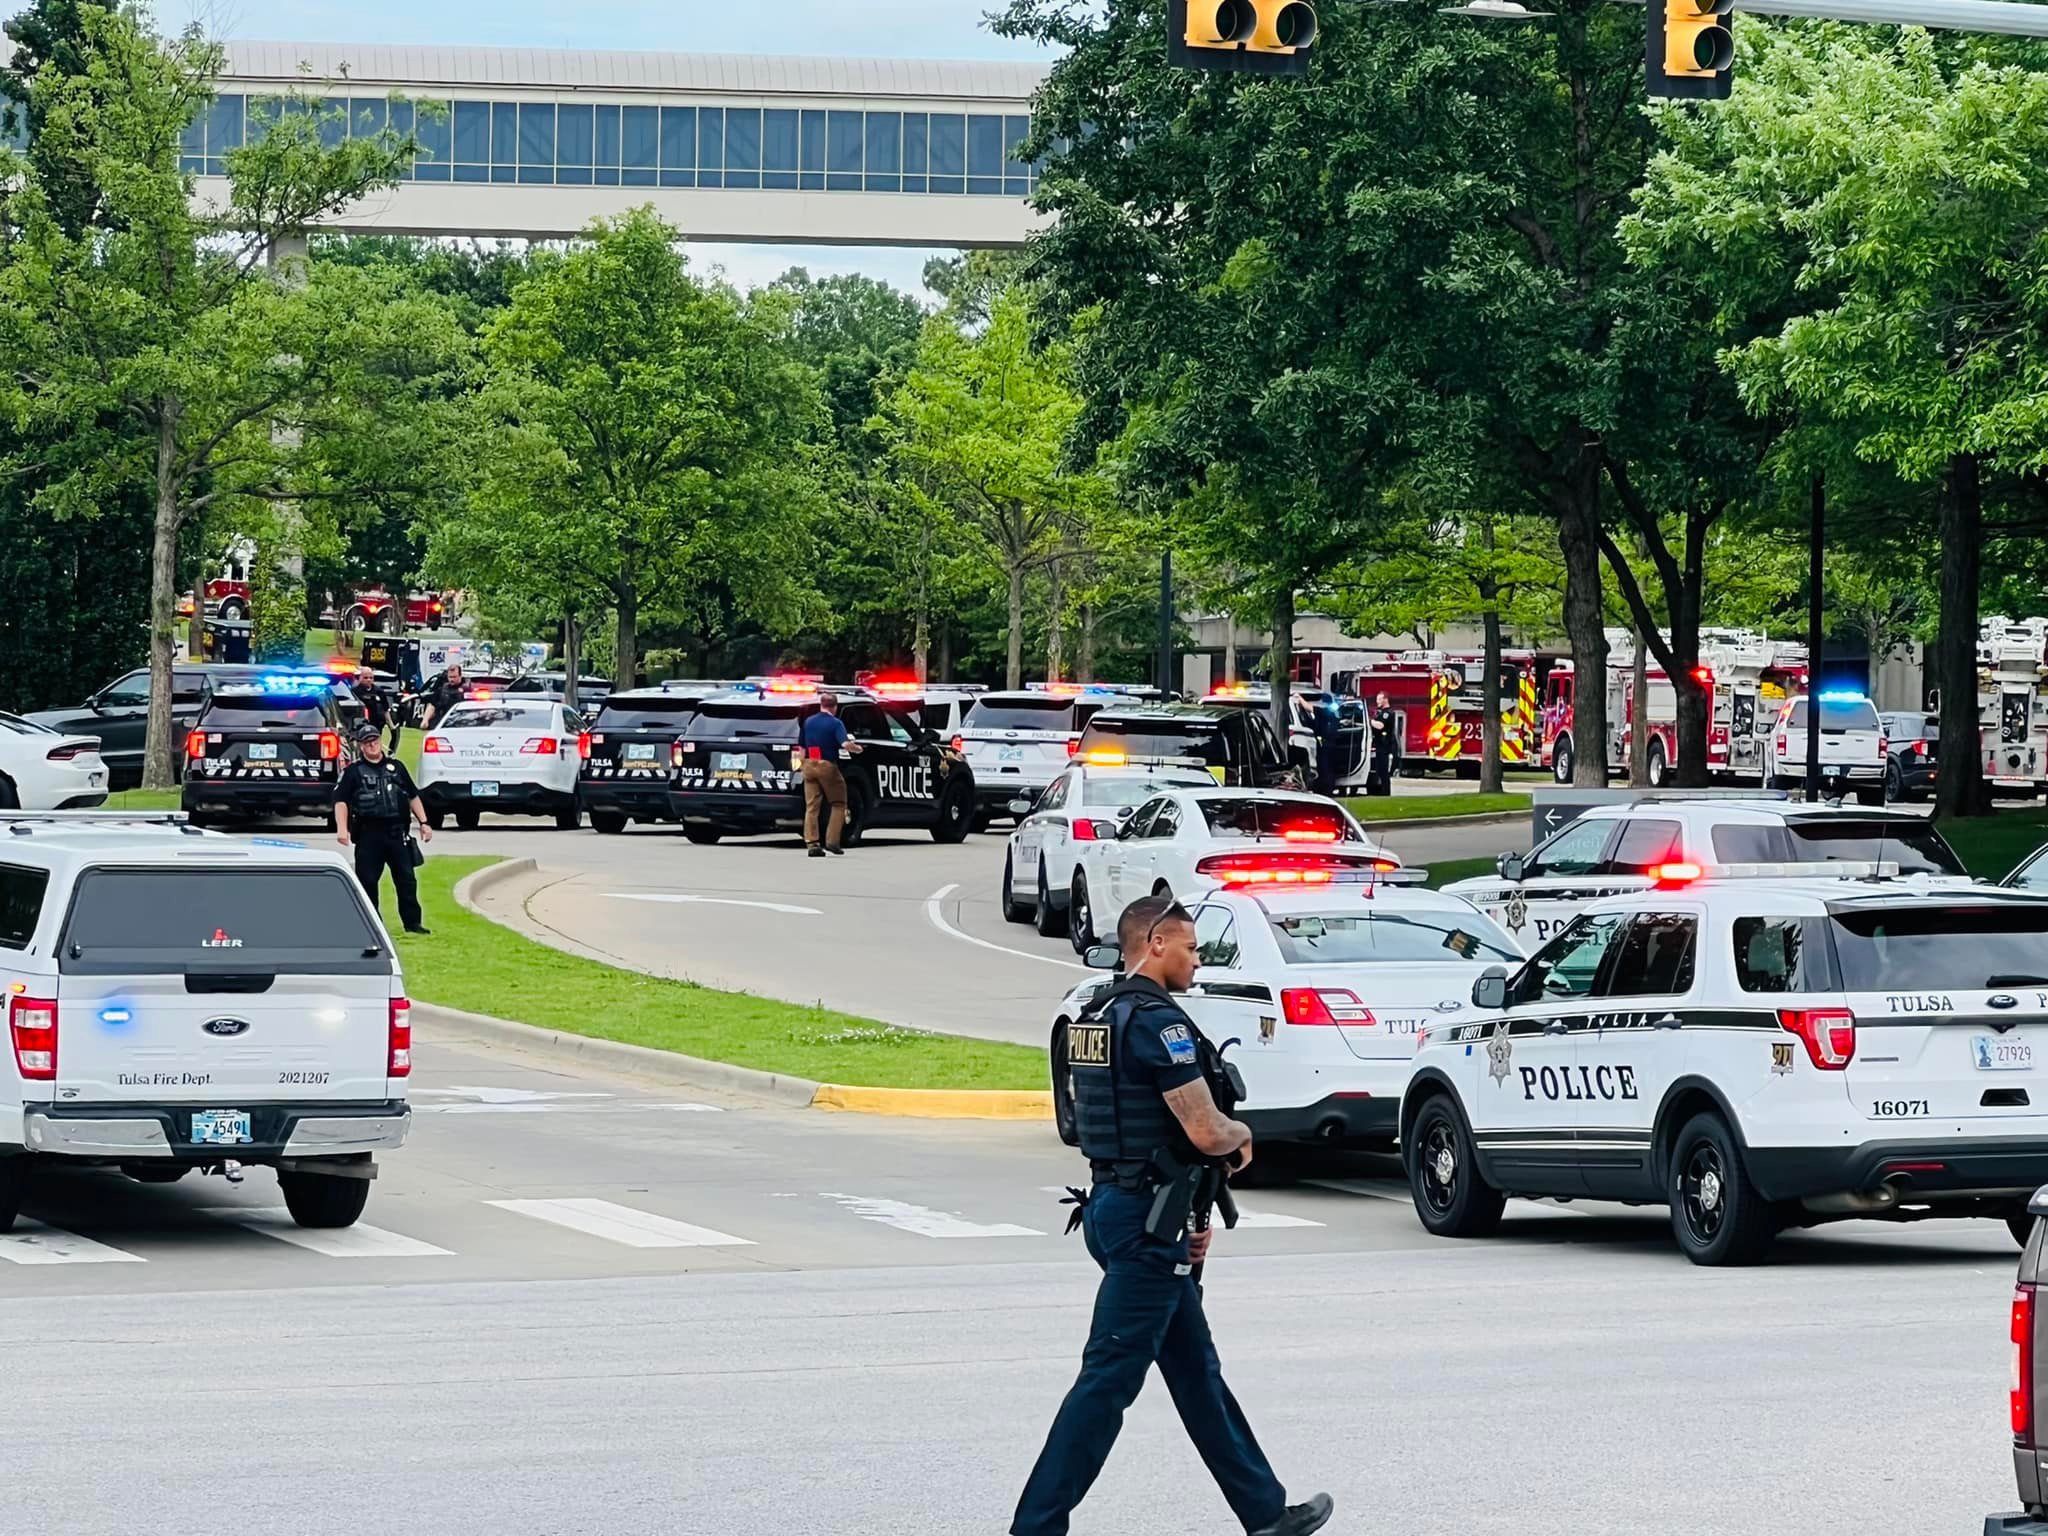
[255, 672, 335, 692]
[1816, 690, 1868, 704]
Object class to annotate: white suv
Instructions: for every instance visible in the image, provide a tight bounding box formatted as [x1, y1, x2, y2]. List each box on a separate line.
[0, 813, 411, 1232]
[1401, 872, 2048, 1264]
[1767, 692, 1887, 803]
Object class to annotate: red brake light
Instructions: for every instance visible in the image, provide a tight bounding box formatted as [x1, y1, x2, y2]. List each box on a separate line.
[185, 730, 206, 761]
[388, 996, 412, 1078]
[951, 735, 965, 753]
[1648, 861, 1702, 885]
[520, 737, 560, 755]
[318, 731, 340, 761]
[1280, 827, 1339, 843]
[466, 688, 495, 701]
[1779, 1007, 1855, 1070]
[1066, 738, 1079, 757]
[672, 742, 686, 768]
[423, 736, 451, 754]
[577, 731, 592, 759]
[44, 743, 89, 761]
[1197, 852, 1345, 887]
[2017, 1284, 2037, 1443]
[1280, 988, 1373, 1027]
[10, 996, 56, 1080]
[1071, 818, 1120, 842]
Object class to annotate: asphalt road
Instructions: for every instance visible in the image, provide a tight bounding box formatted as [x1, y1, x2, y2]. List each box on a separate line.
[1, 1031, 2023, 1535]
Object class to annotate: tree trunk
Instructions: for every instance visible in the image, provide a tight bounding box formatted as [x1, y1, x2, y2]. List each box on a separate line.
[1479, 583, 1505, 796]
[1629, 624, 1649, 787]
[614, 564, 639, 694]
[562, 608, 580, 712]
[1223, 614, 1238, 684]
[1935, 452, 1985, 819]
[1005, 561, 1024, 690]
[188, 572, 206, 661]
[1556, 463, 1609, 787]
[1269, 585, 1295, 747]
[936, 621, 952, 684]
[1076, 600, 1096, 685]
[143, 410, 182, 792]
[1046, 557, 1066, 683]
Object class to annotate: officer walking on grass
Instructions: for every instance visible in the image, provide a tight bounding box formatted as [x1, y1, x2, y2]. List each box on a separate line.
[1012, 892, 1333, 1536]
[334, 723, 434, 936]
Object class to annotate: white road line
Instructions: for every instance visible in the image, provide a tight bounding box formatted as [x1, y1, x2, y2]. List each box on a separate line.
[1306, 1177, 1412, 1202]
[1228, 1210, 1327, 1229]
[413, 1086, 613, 1104]
[201, 1207, 453, 1258]
[820, 1192, 1044, 1239]
[487, 1197, 753, 1248]
[607, 893, 822, 916]
[0, 1220, 146, 1266]
[924, 883, 1091, 972]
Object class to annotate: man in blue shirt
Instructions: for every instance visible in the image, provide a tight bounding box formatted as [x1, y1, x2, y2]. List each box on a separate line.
[799, 693, 863, 856]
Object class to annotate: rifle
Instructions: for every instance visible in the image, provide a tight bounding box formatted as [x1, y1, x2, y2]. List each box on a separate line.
[1188, 1032, 1246, 1287]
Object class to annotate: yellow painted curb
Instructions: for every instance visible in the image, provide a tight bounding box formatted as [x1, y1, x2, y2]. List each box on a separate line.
[812, 1085, 1054, 1120]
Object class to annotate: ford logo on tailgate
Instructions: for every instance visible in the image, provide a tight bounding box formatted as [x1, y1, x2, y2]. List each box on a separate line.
[202, 1017, 251, 1038]
[1989, 994, 2020, 1010]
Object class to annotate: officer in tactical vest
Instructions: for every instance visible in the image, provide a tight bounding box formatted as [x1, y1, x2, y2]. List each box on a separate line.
[333, 723, 434, 935]
[1011, 893, 1333, 1536]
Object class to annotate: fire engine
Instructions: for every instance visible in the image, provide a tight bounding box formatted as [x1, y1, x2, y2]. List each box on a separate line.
[1540, 629, 1724, 785]
[1696, 626, 1809, 784]
[1978, 615, 2048, 793]
[1336, 650, 1543, 778]
[174, 539, 455, 633]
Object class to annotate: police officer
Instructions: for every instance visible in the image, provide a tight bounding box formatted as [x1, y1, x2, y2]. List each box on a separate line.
[799, 692, 862, 857]
[418, 663, 466, 733]
[334, 723, 434, 936]
[1012, 893, 1332, 1536]
[1368, 690, 1398, 796]
[1310, 694, 1341, 797]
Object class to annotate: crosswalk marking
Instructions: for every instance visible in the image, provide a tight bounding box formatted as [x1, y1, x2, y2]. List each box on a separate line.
[1306, 1177, 1410, 1202]
[1228, 1209, 1326, 1229]
[0, 1219, 145, 1266]
[820, 1193, 1043, 1239]
[487, 1197, 753, 1248]
[201, 1207, 454, 1258]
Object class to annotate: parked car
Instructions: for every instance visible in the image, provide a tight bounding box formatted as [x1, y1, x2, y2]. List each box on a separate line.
[22, 664, 269, 789]
[1992, 1185, 2048, 1533]
[1879, 709, 1939, 802]
[0, 712, 108, 810]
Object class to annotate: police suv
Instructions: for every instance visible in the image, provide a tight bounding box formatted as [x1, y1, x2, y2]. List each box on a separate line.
[577, 683, 725, 835]
[180, 673, 351, 827]
[0, 813, 411, 1232]
[672, 684, 977, 845]
[1445, 794, 1966, 951]
[1401, 866, 2048, 1264]
[956, 685, 1156, 825]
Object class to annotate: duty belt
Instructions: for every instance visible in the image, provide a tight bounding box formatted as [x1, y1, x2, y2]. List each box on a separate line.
[1089, 1158, 1162, 1193]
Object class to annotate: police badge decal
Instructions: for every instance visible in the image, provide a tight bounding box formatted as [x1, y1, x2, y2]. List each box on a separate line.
[1504, 889, 1528, 934]
[1487, 1020, 1513, 1085]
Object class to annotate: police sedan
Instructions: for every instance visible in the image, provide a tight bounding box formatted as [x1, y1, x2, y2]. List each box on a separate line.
[419, 698, 586, 830]
[1001, 762, 1216, 938]
[1050, 869, 1519, 1151]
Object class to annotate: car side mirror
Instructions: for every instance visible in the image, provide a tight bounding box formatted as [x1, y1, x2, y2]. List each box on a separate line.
[1472, 967, 1509, 1011]
[1007, 798, 1033, 816]
[1083, 944, 1120, 971]
[1115, 805, 1136, 822]
[1497, 851, 1527, 883]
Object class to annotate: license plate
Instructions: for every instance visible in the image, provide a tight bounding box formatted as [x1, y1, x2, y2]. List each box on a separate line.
[1974, 1035, 2033, 1071]
[191, 1109, 252, 1145]
[715, 753, 749, 773]
[247, 742, 278, 761]
[624, 743, 659, 762]
[999, 746, 1026, 762]
[470, 781, 499, 797]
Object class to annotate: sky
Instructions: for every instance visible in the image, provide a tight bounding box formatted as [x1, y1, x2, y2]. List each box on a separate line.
[128, 0, 1061, 300]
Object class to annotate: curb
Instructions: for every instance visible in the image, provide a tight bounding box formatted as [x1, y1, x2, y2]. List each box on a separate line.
[813, 1086, 1053, 1121]
[452, 856, 540, 916]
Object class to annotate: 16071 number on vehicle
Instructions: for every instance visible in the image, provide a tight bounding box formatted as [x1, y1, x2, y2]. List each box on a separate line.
[1870, 1099, 1930, 1118]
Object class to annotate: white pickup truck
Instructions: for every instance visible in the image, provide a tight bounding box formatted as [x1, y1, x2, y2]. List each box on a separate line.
[0, 813, 411, 1231]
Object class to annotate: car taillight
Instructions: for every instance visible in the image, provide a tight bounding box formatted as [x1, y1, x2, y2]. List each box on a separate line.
[1197, 852, 1345, 887]
[1878, 735, 1889, 756]
[1779, 1007, 1855, 1070]
[388, 996, 412, 1078]
[44, 743, 89, 761]
[520, 737, 560, 755]
[423, 736, 451, 754]
[1280, 827, 1339, 843]
[951, 735, 965, 753]
[318, 731, 340, 760]
[1072, 818, 1117, 841]
[577, 732, 592, 759]
[672, 742, 686, 768]
[185, 730, 206, 761]
[1066, 739, 1079, 757]
[1280, 988, 1374, 1027]
[10, 996, 56, 1080]
[2019, 1283, 2039, 1443]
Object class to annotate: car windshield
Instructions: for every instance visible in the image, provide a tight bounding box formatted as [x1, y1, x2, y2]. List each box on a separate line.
[1198, 798, 1359, 842]
[58, 868, 388, 975]
[1267, 910, 1520, 965]
[596, 699, 704, 731]
[684, 704, 804, 742]
[1081, 777, 1207, 809]
[441, 706, 553, 730]
[964, 697, 1078, 732]
[1829, 905, 2048, 992]
[1708, 819, 1965, 876]
[199, 699, 328, 729]
[1787, 698, 1879, 731]
[1081, 719, 1227, 766]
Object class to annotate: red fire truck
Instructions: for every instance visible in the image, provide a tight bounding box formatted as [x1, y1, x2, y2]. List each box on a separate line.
[1540, 629, 1727, 784]
[1334, 650, 1545, 777]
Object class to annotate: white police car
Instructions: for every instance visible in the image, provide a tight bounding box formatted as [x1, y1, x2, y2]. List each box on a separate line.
[1446, 794, 1966, 952]
[1001, 762, 1217, 938]
[1049, 869, 1520, 1151]
[1401, 865, 2048, 1264]
[0, 812, 410, 1232]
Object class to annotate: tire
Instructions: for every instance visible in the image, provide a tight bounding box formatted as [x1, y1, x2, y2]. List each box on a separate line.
[218, 598, 248, 621]
[1885, 759, 1903, 803]
[591, 809, 628, 835]
[122, 1163, 190, 1184]
[843, 784, 869, 848]
[1855, 785, 1885, 807]
[1035, 862, 1067, 938]
[1406, 1095, 1505, 1238]
[1050, 1022, 1079, 1147]
[279, 1169, 371, 1229]
[0, 1155, 28, 1233]
[1551, 735, 1574, 785]
[2008, 1208, 2035, 1248]
[554, 804, 582, 831]
[342, 607, 369, 635]
[683, 826, 723, 846]
[930, 781, 973, 844]
[1001, 852, 1031, 924]
[1069, 873, 1096, 956]
[0, 774, 17, 811]
[184, 808, 214, 829]
[1647, 741, 1668, 788]
[425, 807, 446, 831]
[454, 807, 481, 831]
[1667, 1111, 1775, 1266]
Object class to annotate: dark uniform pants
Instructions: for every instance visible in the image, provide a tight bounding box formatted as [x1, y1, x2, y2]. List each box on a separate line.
[1012, 1185, 1286, 1536]
[352, 819, 422, 932]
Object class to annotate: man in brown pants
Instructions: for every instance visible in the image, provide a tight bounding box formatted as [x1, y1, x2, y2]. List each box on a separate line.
[799, 692, 862, 856]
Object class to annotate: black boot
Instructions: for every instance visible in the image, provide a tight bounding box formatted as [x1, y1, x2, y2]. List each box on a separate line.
[1250, 1494, 1333, 1536]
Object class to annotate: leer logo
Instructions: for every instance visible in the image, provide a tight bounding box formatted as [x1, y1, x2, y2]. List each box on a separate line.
[200, 927, 243, 949]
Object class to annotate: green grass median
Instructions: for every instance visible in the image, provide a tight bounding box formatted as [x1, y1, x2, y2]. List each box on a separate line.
[1940, 811, 2048, 881]
[390, 855, 1049, 1091]
[1346, 791, 1530, 825]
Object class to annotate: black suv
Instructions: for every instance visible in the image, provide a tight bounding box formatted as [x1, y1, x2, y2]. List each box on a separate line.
[1073, 703, 1306, 790]
[578, 684, 724, 835]
[180, 676, 350, 826]
[1879, 709, 1939, 803]
[672, 688, 977, 845]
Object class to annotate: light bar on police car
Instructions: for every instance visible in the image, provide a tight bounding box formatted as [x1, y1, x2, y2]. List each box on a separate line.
[1648, 858, 1905, 886]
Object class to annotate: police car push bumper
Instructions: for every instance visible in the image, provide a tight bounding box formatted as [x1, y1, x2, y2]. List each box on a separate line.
[22, 1099, 410, 1159]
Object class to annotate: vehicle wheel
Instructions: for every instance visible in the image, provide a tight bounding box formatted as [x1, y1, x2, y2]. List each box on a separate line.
[1050, 1022, 1079, 1148]
[1406, 1096, 1505, 1238]
[554, 804, 582, 831]
[843, 785, 869, 848]
[0, 774, 17, 811]
[184, 808, 214, 829]
[1884, 759, 1903, 803]
[218, 598, 248, 621]
[279, 1169, 369, 1229]
[121, 1163, 190, 1184]
[1035, 863, 1067, 938]
[1069, 873, 1096, 956]
[425, 807, 446, 831]
[930, 781, 973, 844]
[683, 826, 722, 845]
[1647, 741, 1668, 788]
[1001, 853, 1031, 924]
[0, 1155, 28, 1233]
[2008, 1206, 2034, 1248]
[1855, 785, 1886, 807]
[591, 810, 628, 836]
[1551, 736, 1574, 785]
[454, 808, 482, 832]
[342, 607, 368, 635]
[1667, 1111, 1775, 1266]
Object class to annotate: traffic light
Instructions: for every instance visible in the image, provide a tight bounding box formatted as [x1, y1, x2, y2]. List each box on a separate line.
[1648, 0, 1734, 100]
[1168, 0, 1318, 77]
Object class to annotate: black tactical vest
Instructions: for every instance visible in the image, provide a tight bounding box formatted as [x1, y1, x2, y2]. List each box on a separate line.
[350, 760, 409, 822]
[1069, 978, 1192, 1178]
